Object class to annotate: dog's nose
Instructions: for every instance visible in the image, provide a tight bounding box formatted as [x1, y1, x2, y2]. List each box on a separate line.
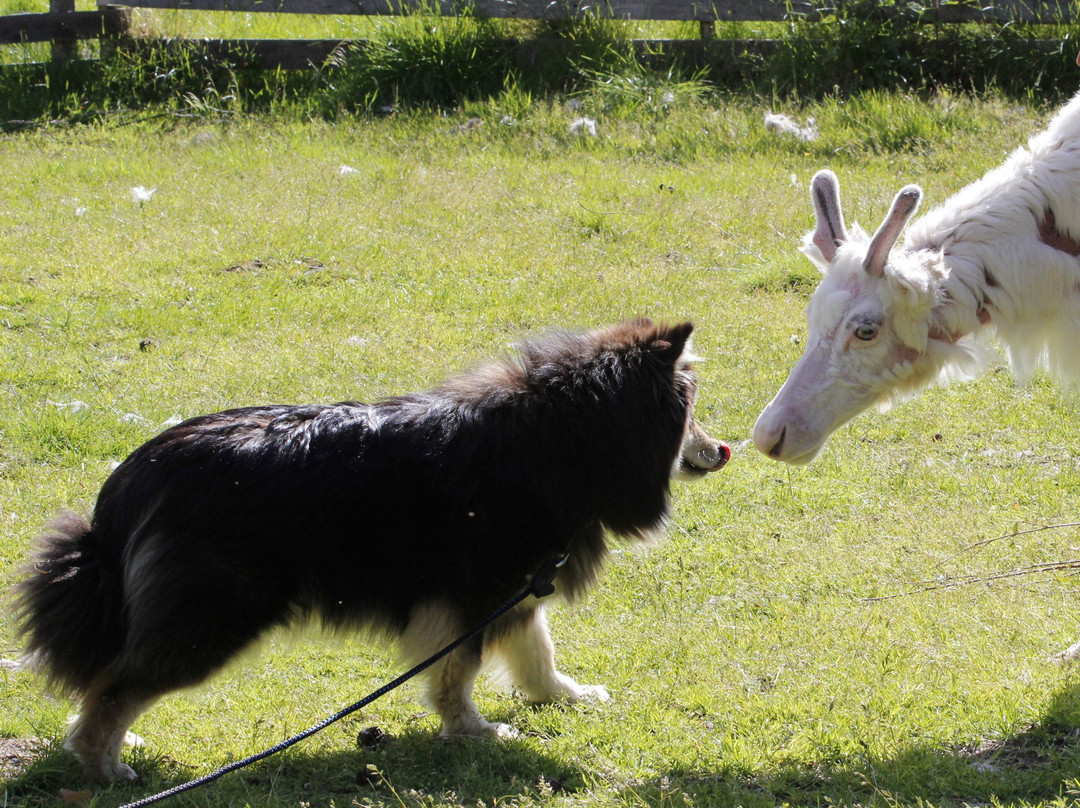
[707, 443, 731, 471]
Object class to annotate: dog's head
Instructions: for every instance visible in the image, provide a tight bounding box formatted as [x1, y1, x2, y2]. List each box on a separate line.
[433, 319, 731, 551]
[581, 319, 730, 482]
[673, 417, 730, 480]
[443, 318, 729, 498]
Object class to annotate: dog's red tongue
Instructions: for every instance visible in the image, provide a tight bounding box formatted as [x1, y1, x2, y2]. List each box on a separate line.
[709, 444, 732, 471]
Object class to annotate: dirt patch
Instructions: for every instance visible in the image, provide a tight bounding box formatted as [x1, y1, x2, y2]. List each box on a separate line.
[962, 723, 1080, 773]
[0, 737, 48, 779]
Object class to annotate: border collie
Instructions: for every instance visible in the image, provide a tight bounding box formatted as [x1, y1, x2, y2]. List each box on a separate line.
[16, 319, 729, 780]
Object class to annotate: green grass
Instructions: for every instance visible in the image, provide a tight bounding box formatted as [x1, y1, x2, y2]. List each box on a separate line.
[5, 94, 1080, 808]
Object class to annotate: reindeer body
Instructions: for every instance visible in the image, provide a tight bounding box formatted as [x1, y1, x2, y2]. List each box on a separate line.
[907, 97, 1080, 382]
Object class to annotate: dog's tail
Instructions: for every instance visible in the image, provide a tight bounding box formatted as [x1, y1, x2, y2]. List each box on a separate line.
[15, 511, 126, 694]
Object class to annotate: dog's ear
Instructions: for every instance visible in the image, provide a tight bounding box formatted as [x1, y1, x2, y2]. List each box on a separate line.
[652, 321, 694, 364]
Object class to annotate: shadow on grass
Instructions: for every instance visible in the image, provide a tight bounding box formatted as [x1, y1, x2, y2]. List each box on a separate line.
[4, 719, 575, 807]
[12, 687, 1080, 806]
[620, 682, 1080, 808]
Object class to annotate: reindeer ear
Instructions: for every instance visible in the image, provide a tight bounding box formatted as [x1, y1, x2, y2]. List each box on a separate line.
[810, 170, 847, 263]
[864, 185, 922, 277]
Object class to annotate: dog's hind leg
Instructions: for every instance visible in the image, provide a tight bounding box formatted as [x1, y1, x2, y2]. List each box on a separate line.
[63, 632, 219, 781]
[485, 605, 610, 705]
[65, 674, 159, 781]
[401, 602, 514, 738]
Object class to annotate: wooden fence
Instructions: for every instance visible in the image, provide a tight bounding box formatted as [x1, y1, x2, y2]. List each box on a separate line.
[1, 0, 1078, 70]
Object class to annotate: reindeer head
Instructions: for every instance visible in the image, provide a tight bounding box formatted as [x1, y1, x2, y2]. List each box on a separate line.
[753, 170, 956, 464]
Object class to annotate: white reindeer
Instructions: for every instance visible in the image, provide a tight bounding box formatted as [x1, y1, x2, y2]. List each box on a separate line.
[754, 92, 1080, 467]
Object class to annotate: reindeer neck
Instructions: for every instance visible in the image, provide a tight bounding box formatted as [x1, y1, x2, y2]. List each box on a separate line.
[904, 246, 991, 347]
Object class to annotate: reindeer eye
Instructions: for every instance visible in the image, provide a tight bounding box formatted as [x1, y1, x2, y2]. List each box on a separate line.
[853, 321, 880, 341]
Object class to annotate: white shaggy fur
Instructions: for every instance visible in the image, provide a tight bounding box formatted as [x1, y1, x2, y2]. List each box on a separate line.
[753, 91, 1080, 466]
[397, 601, 608, 739]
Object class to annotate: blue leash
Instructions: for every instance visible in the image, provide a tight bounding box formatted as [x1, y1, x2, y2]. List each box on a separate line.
[119, 553, 567, 808]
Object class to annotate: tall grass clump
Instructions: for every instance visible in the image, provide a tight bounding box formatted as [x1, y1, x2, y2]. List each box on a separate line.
[329, 4, 512, 111]
[765, 5, 1078, 99]
[524, 14, 638, 93]
[327, 11, 695, 112]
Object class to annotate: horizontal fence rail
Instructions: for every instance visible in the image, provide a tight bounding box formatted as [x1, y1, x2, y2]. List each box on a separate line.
[0, 8, 123, 43]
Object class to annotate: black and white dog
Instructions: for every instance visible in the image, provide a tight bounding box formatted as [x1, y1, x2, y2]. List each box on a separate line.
[17, 319, 729, 780]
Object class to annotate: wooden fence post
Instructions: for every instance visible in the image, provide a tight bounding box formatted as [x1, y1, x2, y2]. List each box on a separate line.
[50, 0, 77, 59]
[99, 4, 131, 58]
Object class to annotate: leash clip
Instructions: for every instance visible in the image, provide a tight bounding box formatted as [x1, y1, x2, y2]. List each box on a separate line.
[529, 552, 569, 599]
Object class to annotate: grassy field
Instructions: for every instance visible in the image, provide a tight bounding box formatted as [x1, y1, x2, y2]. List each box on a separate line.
[5, 92, 1080, 808]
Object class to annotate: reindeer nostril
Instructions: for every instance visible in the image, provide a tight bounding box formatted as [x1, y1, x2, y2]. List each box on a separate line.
[768, 427, 786, 459]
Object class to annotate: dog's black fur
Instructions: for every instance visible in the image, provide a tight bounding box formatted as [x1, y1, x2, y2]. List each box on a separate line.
[16, 319, 728, 780]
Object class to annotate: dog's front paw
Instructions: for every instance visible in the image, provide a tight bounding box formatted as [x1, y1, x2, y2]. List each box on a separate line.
[441, 712, 518, 739]
[455, 720, 519, 740]
[81, 760, 139, 782]
[1050, 638, 1080, 663]
[569, 683, 611, 703]
[112, 762, 140, 781]
[530, 674, 610, 705]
